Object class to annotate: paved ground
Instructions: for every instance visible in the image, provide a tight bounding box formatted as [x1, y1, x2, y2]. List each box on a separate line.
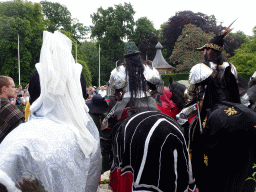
[99, 183, 112, 192]
[99, 170, 112, 192]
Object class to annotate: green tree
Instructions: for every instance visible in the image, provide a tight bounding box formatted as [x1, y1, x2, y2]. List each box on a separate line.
[0, 0, 45, 86]
[226, 30, 247, 57]
[78, 59, 92, 86]
[131, 17, 156, 43]
[158, 22, 169, 62]
[163, 11, 217, 59]
[90, 3, 135, 84]
[170, 24, 214, 72]
[130, 17, 159, 60]
[229, 31, 256, 75]
[40, 1, 89, 42]
[81, 40, 100, 86]
[162, 11, 242, 60]
[158, 22, 168, 42]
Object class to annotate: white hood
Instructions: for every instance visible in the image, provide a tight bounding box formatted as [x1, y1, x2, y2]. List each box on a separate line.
[30, 31, 96, 158]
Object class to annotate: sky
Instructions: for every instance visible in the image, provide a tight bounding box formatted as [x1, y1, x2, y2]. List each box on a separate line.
[29, 0, 255, 37]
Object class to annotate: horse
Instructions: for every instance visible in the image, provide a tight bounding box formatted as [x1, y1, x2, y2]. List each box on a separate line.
[246, 84, 256, 111]
[168, 78, 187, 113]
[241, 71, 256, 112]
[106, 73, 255, 192]
[170, 73, 256, 192]
[109, 111, 196, 192]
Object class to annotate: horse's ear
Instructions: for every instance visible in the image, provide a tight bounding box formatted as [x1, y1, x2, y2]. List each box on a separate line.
[169, 76, 173, 85]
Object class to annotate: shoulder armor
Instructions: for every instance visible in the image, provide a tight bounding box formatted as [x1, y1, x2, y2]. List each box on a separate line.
[189, 63, 213, 84]
[109, 65, 127, 89]
[209, 62, 238, 80]
[143, 65, 161, 84]
[143, 65, 164, 94]
[229, 63, 238, 80]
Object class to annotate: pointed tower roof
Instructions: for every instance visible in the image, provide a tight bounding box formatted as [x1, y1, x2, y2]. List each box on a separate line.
[153, 42, 172, 69]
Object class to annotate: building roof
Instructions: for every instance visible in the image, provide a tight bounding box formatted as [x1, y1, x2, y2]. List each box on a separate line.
[153, 42, 172, 69]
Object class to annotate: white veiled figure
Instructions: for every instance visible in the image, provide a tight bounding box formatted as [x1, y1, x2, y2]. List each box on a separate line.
[35, 31, 97, 157]
[0, 31, 102, 192]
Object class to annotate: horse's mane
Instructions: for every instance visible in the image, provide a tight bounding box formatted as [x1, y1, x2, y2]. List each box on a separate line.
[169, 81, 186, 112]
[237, 74, 248, 97]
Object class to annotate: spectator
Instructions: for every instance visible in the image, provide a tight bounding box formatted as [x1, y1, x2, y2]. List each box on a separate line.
[10, 87, 24, 106]
[86, 94, 110, 173]
[9, 91, 17, 105]
[22, 90, 29, 103]
[98, 85, 107, 98]
[0, 76, 24, 143]
[25, 83, 29, 91]
[88, 86, 97, 96]
[17, 85, 24, 97]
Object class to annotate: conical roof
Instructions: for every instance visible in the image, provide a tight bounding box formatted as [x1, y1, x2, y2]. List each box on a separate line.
[153, 42, 172, 69]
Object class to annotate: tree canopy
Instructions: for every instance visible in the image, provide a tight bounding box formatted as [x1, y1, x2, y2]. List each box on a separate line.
[162, 11, 244, 61]
[229, 31, 256, 75]
[131, 17, 156, 43]
[0, 0, 91, 87]
[0, 0, 45, 86]
[90, 2, 135, 42]
[170, 24, 214, 72]
[40, 0, 89, 42]
[80, 40, 99, 86]
[163, 11, 217, 57]
[226, 30, 247, 57]
[130, 17, 159, 61]
[90, 3, 136, 84]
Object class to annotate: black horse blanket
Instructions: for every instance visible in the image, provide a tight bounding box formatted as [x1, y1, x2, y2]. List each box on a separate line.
[109, 111, 196, 192]
[191, 101, 256, 192]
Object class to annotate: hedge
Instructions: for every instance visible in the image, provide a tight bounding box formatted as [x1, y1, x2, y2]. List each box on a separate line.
[161, 73, 189, 86]
[161, 72, 252, 87]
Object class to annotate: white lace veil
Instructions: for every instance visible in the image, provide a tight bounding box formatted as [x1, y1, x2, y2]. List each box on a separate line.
[30, 31, 97, 158]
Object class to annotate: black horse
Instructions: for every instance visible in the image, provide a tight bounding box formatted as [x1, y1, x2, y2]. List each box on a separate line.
[171, 72, 256, 192]
[109, 111, 196, 192]
[191, 100, 256, 192]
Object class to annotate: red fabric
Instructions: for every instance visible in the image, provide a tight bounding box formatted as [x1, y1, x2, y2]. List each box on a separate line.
[105, 97, 110, 105]
[120, 107, 135, 121]
[109, 168, 133, 192]
[188, 115, 197, 124]
[188, 103, 201, 124]
[188, 185, 198, 192]
[158, 87, 179, 120]
[157, 104, 179, 120]
[159, 87, 176, 109]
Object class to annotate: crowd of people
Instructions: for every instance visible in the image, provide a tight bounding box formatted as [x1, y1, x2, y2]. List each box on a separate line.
[0, 21, 256, 192]
[86, 85, 108, 100]
[9, 85, 29, 107]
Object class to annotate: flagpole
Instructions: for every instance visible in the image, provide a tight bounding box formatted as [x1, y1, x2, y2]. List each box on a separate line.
[76, 41, 77, 63]
[18, 34, 20, 85]
[99, 44, 100, 87]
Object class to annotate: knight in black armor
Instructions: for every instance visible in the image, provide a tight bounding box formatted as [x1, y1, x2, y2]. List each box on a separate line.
[179, 20, 256, 192]
[176, 20, 240, 126]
